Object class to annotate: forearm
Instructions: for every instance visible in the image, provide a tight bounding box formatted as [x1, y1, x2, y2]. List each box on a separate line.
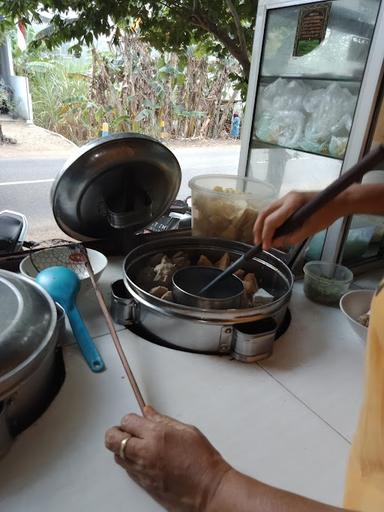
[208, 469, 354, 512]
[338, 183, 384, 218]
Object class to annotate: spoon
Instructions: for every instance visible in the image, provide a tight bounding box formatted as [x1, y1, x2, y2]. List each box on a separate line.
[200, 144, 384, 296]
[36, 266, 106, 373]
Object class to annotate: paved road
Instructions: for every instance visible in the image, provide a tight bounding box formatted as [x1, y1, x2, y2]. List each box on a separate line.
[0, 145, 240, 242]
[0, 158, 65, 242]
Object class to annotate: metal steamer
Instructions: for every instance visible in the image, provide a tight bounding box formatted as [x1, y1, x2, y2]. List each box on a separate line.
[48, 133, 294, 360]
[0, 270, 65, 457]
[123, 236, 293, 361]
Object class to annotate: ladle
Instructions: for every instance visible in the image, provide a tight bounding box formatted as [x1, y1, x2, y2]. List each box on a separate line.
[200, 144, 384, 296]
[36, 266, 105, 373]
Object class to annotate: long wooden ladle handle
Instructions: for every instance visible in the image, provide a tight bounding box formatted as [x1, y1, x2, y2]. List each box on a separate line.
[81, 248, 146, 413]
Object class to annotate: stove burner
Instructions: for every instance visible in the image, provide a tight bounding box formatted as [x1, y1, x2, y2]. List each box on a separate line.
[127, 309, 291, 356]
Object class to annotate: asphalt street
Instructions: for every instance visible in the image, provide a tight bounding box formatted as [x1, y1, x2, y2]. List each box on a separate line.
[0, 145, 240, 242]
[0, 158, 65, 242]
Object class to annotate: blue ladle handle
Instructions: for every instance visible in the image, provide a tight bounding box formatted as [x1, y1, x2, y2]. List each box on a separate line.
[67, 303, 105, 373]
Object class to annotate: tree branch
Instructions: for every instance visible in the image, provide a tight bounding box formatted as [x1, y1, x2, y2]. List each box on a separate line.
[190, 11, 250, 79]
[225, 0, 249, 62]
[151, 0, 251, 79]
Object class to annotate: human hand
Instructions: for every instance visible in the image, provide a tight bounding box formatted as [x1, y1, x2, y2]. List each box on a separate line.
[105, 406, 232, 512]
[253, 190, 344, 251]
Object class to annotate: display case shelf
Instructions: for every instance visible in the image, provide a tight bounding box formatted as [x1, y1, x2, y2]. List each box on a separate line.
[259, 75, 361, 83]
[251, 138, 344, 160]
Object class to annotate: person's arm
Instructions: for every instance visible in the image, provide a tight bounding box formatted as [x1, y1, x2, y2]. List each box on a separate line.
[105, 407, 354, 512]
[254, 183, 384, 251]
[209, 469, 352, 512]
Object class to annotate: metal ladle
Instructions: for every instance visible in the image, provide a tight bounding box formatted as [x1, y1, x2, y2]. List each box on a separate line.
[200, 144, 384, 296]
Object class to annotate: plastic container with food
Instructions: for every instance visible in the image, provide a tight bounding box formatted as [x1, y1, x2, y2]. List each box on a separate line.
[189, 174, 276, 244]
[303, 261, 353, 305]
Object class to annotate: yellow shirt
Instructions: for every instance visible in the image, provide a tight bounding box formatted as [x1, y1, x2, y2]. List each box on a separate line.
[344, 279, 384, 511]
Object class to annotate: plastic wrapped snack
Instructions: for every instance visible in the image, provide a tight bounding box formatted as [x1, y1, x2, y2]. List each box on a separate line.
[329, 136, 348, 158]
[254, 77, 357, 158]
[304, 83, 357, 146]
[255, 78, 308, 148]
[264, 110, 306, 148]
[271, 79, 309, 112]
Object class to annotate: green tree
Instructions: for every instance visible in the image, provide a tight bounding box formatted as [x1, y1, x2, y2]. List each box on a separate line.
[0, 1, 257, 85]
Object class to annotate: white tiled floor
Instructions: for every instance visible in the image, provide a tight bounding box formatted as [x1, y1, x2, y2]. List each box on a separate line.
[260, 283, 365, 441]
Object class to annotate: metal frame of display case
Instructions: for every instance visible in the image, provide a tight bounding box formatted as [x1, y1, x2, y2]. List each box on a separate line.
[239, 0, 384, 272]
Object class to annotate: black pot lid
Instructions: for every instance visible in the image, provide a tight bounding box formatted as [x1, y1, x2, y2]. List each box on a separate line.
[51, 133, 182, 241]
[0, 270, 57, 397]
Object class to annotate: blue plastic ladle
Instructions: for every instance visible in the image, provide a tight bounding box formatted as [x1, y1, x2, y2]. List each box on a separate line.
[36, 266, 106, 373]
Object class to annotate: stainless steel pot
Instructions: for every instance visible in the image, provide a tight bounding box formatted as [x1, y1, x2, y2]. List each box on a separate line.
[0, 270, 62, 457]
[123, 236, 293, 360]
[172, 266, 244, 309]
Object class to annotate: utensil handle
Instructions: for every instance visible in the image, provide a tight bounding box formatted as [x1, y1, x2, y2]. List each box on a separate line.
[244, 144, 384, 261]
[80, 247, 146, 413]
[67, 304, 106, 373]
[200, 145, 384, 295]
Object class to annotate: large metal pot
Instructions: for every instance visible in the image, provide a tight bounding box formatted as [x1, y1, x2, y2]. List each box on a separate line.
[123, 236, 293, 361]
[0, 270, 63, 457]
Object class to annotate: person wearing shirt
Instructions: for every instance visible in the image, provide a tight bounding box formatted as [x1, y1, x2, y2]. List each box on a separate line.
[105, 182, 384, 512]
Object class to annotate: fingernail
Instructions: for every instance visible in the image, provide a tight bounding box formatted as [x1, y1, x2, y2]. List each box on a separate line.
[144, 405, 157, 417]
[104, 430, 114, 448]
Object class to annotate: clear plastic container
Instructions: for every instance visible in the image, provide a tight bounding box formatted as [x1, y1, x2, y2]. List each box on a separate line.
[188, 175, 276, 244]
[303, 261, 353, 305]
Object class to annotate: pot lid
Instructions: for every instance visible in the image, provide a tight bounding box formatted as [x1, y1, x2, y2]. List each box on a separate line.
[51, 133, 182, 241]
[0, 270, 57, 392]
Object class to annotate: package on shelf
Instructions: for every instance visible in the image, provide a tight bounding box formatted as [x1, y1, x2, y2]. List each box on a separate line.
[254, 78, 357, 157]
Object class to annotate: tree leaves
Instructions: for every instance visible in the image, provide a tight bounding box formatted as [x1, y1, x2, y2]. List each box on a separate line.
[0, 0, 255, 87]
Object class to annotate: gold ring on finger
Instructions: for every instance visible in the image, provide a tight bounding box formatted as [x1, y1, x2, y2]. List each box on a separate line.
[119, 435, 131, 460]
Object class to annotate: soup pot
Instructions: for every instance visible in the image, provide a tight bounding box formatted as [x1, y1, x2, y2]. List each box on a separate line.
[0, 270, 63, 457]
[122, 236, 294, 360]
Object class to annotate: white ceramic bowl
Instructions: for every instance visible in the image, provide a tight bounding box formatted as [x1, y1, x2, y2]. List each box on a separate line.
[20, 246, 108, 294]
[339, 289, 374, 343]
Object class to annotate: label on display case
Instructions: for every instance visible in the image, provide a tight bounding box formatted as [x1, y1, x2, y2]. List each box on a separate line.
[293, 2, 331, 57]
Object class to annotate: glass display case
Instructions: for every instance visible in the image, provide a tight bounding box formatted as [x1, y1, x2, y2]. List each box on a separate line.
[239, 0, 384, 270]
